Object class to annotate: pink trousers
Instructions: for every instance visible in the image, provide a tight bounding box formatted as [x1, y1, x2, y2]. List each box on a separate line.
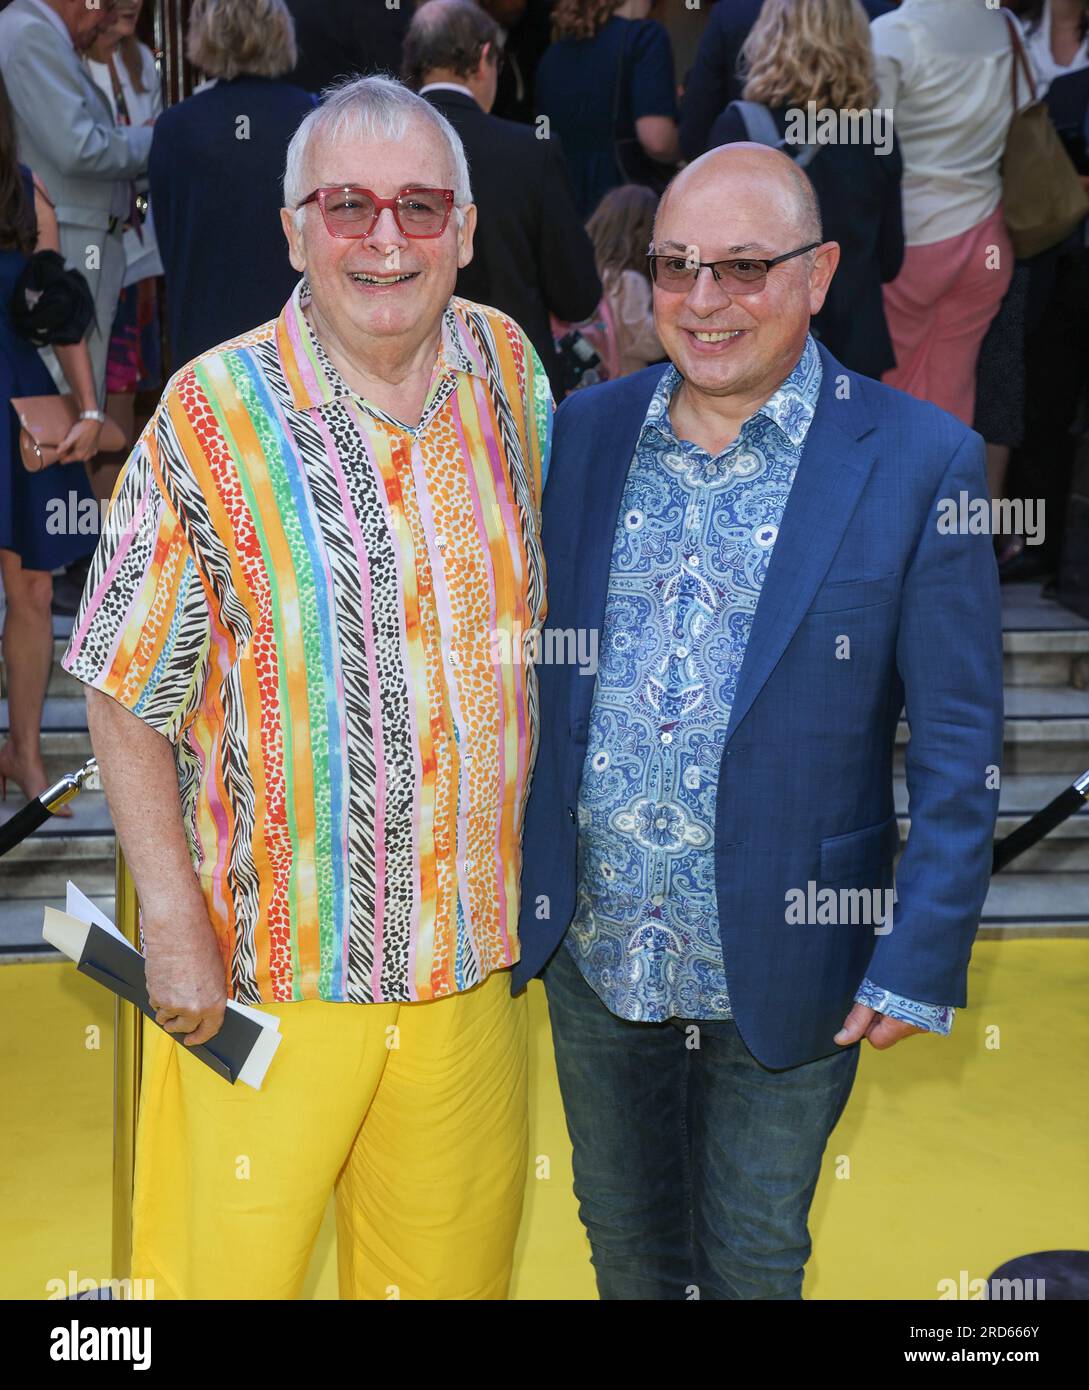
[881, 204, 1014, 425]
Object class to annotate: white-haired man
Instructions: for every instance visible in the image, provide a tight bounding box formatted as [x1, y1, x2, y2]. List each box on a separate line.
[62, 75, 552, 1300]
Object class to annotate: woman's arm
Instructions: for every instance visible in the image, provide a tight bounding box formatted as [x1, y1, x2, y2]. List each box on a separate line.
[630, 22, 682, 164]
[30, 174, 103, 462]
[636, 114, 681, 163]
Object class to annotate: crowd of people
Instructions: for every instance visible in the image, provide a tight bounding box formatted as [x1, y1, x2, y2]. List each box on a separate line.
[0, 1, 1085, 810]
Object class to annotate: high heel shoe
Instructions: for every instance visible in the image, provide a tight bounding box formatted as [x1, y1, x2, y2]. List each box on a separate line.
[0, 750, 73, 818]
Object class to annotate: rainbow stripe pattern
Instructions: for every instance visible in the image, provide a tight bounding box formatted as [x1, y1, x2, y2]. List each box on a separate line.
[63, 278, 552, 1004]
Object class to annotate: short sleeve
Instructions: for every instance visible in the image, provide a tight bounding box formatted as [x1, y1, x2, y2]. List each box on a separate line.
[61, 432, 215, 744]
[629, 21, 679, 121]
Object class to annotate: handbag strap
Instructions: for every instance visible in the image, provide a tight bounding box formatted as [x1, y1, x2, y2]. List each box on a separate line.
[1002, 8, 1038, 113]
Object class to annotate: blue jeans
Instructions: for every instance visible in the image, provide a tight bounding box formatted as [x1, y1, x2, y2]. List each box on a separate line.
[542, 941, 861, 1300]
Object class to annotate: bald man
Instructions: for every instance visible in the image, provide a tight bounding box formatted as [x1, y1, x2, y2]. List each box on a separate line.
[516, 145, 1003, 1299]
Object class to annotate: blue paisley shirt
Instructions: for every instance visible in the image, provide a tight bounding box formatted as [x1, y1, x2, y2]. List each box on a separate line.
[566, 335, 953, 1036]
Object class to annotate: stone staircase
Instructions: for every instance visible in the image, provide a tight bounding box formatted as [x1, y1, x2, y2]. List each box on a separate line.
[1, 582, 1087, 956]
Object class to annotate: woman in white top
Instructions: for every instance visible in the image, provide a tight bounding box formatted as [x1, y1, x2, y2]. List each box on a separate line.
[1017, 0, 1089, 97]
[83, 0, 162, 506]
[872, 0, 1031, 424]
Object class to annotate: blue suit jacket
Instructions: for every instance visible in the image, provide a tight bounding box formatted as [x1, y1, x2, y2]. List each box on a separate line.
[513, 343, 1004, 1069]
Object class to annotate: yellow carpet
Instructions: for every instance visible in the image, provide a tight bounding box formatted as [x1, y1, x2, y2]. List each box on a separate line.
[2, 939, 1086, 1300]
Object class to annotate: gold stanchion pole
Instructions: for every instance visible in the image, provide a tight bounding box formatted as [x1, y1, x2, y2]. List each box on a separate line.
[111, 844, 142, 1283]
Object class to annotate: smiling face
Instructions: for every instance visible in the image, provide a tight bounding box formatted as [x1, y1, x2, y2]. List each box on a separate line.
[652, 146, 838, 409]
[279, 115, 476, 364]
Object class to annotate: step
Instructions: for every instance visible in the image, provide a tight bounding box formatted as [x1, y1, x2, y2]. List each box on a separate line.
[978, 873, 1089, 930]
[0, 696, 92, 783]
[1001, 580, 1089, 632]
[0, 893, 116, 962]
[894, 772, 1089, 871]
[1003, 628, 1089, 688]
[0, 789, 115, 899]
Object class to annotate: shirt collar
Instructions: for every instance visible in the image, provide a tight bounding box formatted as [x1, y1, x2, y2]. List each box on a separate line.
[274, 273, 485, 412]
[641, 332, 823, 453]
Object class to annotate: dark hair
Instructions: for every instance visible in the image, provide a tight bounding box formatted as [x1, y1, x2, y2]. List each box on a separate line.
[1020, 1, 1089, 41]
[402, 0, 503, 91]
[0, 70, 34, 256]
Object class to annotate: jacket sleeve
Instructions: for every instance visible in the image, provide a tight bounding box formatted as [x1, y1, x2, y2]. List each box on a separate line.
[0, 19, 151, 180]
[866, 430, 1004, 1005]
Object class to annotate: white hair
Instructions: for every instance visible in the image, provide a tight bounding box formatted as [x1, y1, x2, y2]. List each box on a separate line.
[283, 74, 473, 233]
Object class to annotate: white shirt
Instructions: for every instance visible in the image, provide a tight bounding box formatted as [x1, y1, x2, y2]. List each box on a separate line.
[872, 0, 1034, 246]
[1019, 0, 1089, 97]
[85, 42, 164, 283]
[418, 81, 477, 100]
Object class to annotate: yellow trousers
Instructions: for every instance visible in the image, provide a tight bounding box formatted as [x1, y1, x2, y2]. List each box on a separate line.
[130, 968, 527, 1299]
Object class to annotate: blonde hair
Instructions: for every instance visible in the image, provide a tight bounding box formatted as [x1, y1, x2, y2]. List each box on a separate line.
[741, 0, 878, 112]
[186, 0, 297, 82]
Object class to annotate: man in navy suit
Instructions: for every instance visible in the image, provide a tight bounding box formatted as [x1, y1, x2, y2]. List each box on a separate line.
[514, 143, 1003, 1299]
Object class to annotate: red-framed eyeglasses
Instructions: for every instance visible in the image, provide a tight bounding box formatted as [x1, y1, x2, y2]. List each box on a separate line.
[297, 185, 456, 239]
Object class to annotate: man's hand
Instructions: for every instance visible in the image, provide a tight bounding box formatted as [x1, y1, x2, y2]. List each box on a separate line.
[85, 687, 229, 1048]
[145, 903, 228, 1047]
[834, 1003, 927, 1050]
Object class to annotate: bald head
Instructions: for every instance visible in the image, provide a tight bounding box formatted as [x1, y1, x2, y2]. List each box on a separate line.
[654, 143, 822, 251]
[646, 139, 839, 421]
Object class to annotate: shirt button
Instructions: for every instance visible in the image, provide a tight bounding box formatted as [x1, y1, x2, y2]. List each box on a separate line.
[660, 731, 673, 744]
[651, 893, 665, 906]
[705, 464, 717, 478]
[688, 554, 700, 566]
[675, 645, 688, 658]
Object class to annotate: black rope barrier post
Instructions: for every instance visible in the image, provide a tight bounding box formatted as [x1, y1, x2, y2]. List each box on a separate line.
[0, 757, 99, 860]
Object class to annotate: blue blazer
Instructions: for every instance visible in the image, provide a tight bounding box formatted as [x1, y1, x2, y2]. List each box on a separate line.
[513, 343, 1004, 1069]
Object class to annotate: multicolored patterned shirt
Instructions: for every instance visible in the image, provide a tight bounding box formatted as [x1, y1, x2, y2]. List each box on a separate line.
[63, 276, 551, 1005]
[567, 335, 954, 1036]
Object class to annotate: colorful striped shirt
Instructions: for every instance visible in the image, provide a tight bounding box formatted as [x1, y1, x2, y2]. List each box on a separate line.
[63, 275, 552, 1005]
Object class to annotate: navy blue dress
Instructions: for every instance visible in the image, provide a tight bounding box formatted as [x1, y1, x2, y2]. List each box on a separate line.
[535, 17, 678, 221]
[0, 165, 97, 572]
[148, 76, 317, 369]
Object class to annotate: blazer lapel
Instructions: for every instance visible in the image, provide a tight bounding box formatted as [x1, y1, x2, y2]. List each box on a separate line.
[722, 352, 878, 748]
